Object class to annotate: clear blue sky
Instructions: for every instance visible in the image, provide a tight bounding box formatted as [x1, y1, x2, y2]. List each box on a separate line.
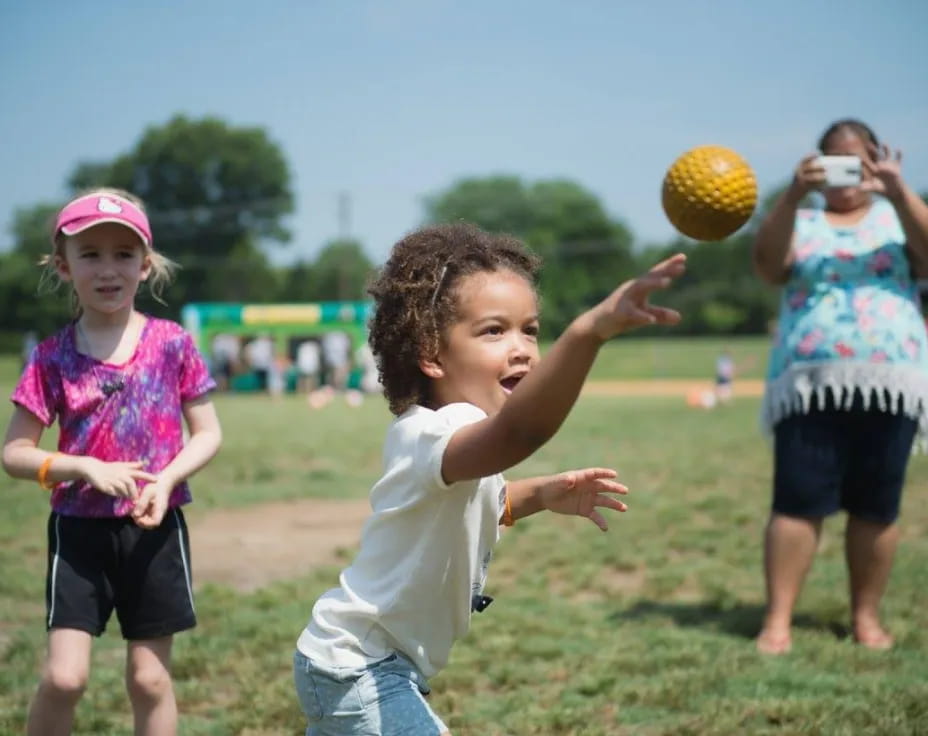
[1, 0, 926, 265]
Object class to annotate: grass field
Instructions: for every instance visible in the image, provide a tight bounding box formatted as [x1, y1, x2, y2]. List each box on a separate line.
[584, 336, 768, 381]
[0, 339, 926, 735]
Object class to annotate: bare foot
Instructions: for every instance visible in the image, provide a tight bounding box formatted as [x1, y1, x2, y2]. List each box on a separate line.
[756, 627, 792, 655]
[853, 621, 894, 650]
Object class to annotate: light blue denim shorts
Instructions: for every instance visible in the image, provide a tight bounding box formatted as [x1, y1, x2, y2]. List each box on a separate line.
[293, 650, 448, 735]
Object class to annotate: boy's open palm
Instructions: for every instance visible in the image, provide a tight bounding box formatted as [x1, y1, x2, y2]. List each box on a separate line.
[591, 253, 686, 341]
[540, 468, 629, 531]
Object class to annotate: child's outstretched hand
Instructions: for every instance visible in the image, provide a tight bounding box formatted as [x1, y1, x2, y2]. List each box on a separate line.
[539, 468, 629, 531]
[589, 253, 686, 341]
[132, 477, 173, 529]
[81, 458, 157, 500]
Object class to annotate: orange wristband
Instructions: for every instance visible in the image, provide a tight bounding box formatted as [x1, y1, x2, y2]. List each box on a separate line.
[37, 453, 60, 490]
[502, 486, 514, 527]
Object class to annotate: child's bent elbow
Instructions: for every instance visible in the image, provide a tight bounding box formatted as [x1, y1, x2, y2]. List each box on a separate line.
[199, 429, 223, 458]
[1, 445, 22, 479]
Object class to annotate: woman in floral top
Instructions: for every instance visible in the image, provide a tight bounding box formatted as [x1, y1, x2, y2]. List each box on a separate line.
[752, 119, 928, 655]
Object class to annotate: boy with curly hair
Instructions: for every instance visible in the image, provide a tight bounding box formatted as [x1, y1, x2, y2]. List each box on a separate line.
[292, 222, 686, 734]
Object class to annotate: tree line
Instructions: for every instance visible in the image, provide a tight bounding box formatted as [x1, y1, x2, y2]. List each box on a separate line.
[3, 115, 922, 349]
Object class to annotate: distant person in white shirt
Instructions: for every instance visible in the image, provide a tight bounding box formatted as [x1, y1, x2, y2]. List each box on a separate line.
[244, 334, 273, 392]
[299, 338, 336, 409]
[292, 223, 686, 734]
[267, 349, 289, 400]
[321, 330, 351, 391]
[296, 339, 322, 393]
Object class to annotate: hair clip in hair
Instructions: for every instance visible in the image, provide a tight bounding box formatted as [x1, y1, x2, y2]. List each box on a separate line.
[430, 263, 450, 310]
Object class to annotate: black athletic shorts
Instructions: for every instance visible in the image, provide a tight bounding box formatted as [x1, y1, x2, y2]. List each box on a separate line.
[45, 508, 196, 640]
[772, 391, 918, 523]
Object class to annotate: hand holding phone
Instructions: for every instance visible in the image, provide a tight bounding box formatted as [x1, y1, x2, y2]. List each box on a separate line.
[815, 155, 862, 188]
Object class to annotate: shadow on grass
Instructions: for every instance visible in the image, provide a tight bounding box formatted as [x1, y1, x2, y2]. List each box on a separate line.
[609, 600, 851, 642]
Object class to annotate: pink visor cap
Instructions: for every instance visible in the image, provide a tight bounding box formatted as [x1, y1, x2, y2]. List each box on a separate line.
[55, 193, 153, 248]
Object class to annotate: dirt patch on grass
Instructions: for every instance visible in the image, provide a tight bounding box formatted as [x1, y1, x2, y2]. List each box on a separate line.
[188, 499, 371, 592]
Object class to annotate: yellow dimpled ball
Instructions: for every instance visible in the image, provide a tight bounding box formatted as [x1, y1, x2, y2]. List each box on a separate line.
[661, 145, 757, 241]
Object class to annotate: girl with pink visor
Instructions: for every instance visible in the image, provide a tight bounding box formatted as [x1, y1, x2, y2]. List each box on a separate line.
[2, 188, 222, 735]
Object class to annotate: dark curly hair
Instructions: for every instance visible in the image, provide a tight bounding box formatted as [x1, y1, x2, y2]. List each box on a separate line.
[368, 222, 541, 415]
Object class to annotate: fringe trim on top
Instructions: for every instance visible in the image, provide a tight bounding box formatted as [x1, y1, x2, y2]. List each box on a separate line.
[761, 361, 928, 452]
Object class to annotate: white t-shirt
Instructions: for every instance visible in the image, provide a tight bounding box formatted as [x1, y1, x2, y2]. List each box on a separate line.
[297, 402, 505, 677]
[296, 341, 321, 374]
[245, 336, 273, 370]
[211, 333, 240, 363]
[322, 331, 351, 367]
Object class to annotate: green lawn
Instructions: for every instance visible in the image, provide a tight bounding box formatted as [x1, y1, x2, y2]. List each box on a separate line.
[585, 335, 769, 381]
[0, 346, 926, 734]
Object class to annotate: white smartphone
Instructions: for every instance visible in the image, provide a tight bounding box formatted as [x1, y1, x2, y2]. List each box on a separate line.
[816, 155, 862, 188]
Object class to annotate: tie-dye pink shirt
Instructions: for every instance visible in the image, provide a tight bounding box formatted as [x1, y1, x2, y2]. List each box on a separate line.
[11, 317, 216, 518]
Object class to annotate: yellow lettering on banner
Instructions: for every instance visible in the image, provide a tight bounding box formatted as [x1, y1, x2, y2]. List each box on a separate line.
[242, 305, 322, 325]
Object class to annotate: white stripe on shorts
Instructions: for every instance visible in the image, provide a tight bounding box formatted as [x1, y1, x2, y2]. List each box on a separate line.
[173, 509, 196, 615]
[47, 514, 61, 628]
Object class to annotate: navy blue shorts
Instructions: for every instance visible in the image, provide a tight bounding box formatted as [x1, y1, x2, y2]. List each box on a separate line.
[45, 508, 196, 640]
[772, 391, 918, 523]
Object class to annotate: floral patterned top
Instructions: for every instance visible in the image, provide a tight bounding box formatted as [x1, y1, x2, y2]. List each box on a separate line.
[762, 197, 928, 439]
[11, 317, 215, 517]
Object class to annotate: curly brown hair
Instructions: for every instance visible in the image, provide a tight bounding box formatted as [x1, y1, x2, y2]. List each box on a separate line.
[368, 222, 541, 415]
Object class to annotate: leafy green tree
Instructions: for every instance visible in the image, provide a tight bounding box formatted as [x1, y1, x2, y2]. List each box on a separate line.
[278, 260, 314, 302]
[66, 115, 294, 312]
[9, 203, 59, 263]
[425, 176, 534, 235]
[0, 203, 73, 341]
[305, 239, 374, 301]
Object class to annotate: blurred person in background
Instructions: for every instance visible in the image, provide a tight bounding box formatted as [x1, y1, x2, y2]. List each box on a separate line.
[321, 329, 352, 393]
[210, 332, 240, 392]
[296, 338, 322, 397]
[244, 332, 274, 392]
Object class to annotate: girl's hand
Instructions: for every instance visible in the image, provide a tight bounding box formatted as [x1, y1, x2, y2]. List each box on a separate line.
[790, 153, 827, 196]
[132, 477, 173, 529]
[589, 254, 685, 341]
[861, 142, 905, 201]
[80, 458, 157, 500]
[539, 468, 629, 531]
